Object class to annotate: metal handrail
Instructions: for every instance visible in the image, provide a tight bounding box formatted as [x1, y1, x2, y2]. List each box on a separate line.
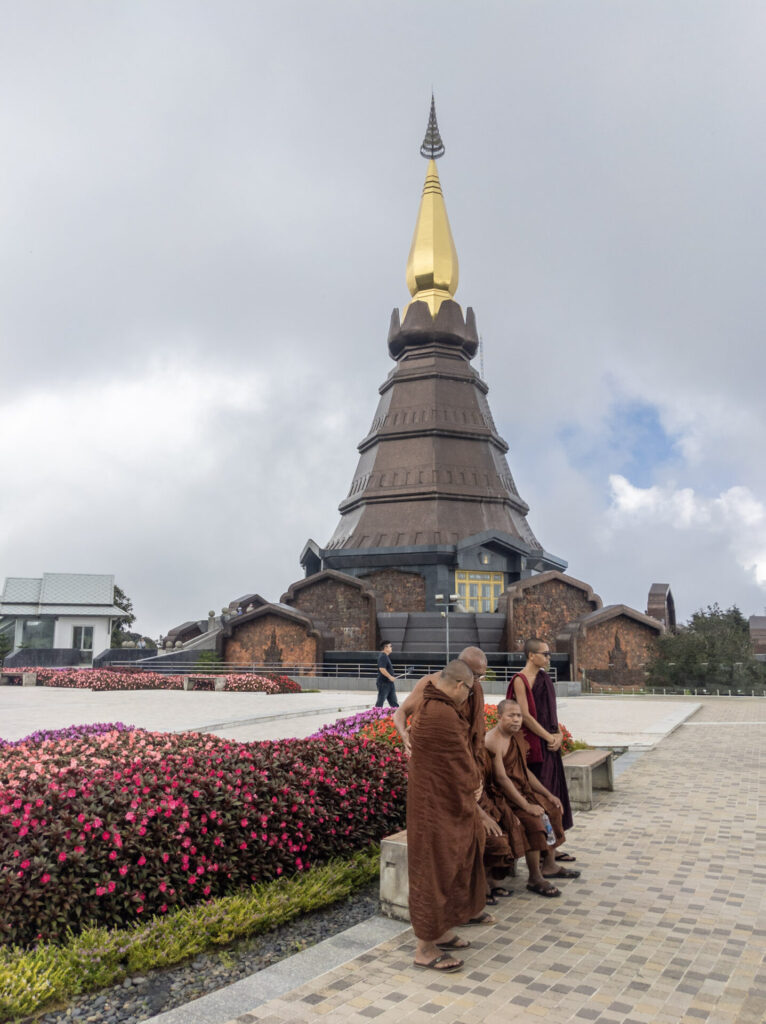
[106, 661, 557, 684]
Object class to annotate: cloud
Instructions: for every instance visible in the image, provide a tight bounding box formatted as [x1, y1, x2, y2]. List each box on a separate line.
[0, 358, 364, 637]
[607, 475, 766, 587]
[2, 2, 765, 638]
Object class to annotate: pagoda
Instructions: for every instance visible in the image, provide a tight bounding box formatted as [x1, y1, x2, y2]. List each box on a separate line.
[301, 98, 566, 617]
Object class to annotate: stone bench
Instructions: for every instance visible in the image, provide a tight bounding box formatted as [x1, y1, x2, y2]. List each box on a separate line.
[380, 827, 517, 923]
[0, 670, 38, 687]
[181, 674, 226, 692]
[379, 830, 410, 922]
[562, 748, 614, 811]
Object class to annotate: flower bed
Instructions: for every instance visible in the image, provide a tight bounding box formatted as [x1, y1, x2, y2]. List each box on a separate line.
[0, 723, 135, 749]
[24, 669, 300, 694]
[0, 727, 405, 946]
[313, 703, 578, 753]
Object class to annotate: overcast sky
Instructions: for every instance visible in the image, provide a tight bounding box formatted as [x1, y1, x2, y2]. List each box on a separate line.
[2, 0, 765, 640]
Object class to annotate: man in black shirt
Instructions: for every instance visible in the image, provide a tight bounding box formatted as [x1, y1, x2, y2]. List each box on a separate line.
[374, 641, 399, 708]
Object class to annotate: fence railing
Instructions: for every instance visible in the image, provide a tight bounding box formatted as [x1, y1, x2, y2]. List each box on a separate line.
[107, 661, 557, 685]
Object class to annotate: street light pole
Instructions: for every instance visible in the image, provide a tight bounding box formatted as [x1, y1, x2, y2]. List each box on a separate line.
[435, 593, 460, 663]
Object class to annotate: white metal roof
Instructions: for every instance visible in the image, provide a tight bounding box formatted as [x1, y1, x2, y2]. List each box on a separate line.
[0, 573, 121, 617]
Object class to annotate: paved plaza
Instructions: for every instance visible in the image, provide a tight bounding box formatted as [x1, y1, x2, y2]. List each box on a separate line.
[2, 689, 764, 1023]
[0, 687, 697, 748]
[151, 697, 765, 1024]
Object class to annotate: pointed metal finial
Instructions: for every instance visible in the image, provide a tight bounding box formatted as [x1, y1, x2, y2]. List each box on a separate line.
[420, 94, 445, 160]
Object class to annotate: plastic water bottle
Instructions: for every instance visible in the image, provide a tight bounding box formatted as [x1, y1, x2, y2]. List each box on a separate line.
[541, 812, 556, 845]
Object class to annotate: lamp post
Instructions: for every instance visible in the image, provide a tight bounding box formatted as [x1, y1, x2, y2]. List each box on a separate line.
[434, 593, 460, 663]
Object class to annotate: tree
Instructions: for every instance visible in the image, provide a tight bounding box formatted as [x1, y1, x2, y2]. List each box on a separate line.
[646, 603, 763, 691]
[111, 585, 156, 649]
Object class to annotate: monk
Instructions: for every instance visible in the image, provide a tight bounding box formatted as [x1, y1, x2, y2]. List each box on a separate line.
[486, 699, 570, 898]
[393, 645, 488, 760]
[529, 641, 578, 876]
[395, 647, 517, 901]
[408, 660, 491, 973]
[477, 743, 526, 901]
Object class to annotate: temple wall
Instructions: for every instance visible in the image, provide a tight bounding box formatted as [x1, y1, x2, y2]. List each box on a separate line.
[222, 615, 320, 666]
[359, 569, 426, 614]
[509, 579, 598, 651]
[287, 577, 375, 652]
[579, 619, 659, 688]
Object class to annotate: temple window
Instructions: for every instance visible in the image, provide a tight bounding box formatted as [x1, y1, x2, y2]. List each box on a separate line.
[454, 571, 504, 612]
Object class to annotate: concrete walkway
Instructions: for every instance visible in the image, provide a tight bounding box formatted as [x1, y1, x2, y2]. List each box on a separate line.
[0, 688, 698, 749]
[142, 697, 766, 1024]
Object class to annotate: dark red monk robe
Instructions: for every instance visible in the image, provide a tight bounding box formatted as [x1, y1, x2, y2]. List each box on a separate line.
[407, 683, 486, 940]
[507, 672, 543, 765]
[500, 733, 565, 853]
[530, 670, 574, 831]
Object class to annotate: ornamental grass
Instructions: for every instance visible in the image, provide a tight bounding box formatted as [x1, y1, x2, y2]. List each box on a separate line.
[0, 848, 379, 1023]
[0, 725, 405, 947]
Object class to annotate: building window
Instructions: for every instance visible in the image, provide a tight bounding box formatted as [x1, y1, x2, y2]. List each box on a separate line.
[72, 626, 94, 652]
[21, 618, 55, 649]
[454, 571, 504, 612]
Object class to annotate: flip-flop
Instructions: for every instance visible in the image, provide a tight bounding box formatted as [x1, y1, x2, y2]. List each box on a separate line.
[555, 852, 577, 862]
[413, 953, 463, 973]
[526, 881, 561, 898]
[436, 935, 471, 950]
[485, 893, 498, 906]
[466, 911, 496, 925]
[491, 886, 513, 898]
[543, 867, 581, 879]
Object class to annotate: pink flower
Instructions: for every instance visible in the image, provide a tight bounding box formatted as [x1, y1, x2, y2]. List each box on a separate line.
[119, 865, 129, 876]
[41, 874, 51, 884]
[107, 881, 116, 893]
[58, 852, 67, 862]
[20, 860, 30, 869]
[137, 855, 146, 866]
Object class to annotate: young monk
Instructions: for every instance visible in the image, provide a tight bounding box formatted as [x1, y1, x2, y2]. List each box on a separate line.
[408, 660, 493, 973]
[486, 699, 572, 898]
[528, 639, 578, 875]
[477, 742, 526, 902]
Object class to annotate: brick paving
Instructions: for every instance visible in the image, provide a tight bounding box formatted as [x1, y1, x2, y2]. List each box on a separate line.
[222, 698, 766, 1023]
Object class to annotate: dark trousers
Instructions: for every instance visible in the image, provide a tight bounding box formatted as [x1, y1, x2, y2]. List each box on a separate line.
[375, 679, 399, 708]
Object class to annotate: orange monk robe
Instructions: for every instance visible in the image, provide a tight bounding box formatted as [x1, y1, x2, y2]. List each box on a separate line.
[500, 733, 566, 853]
[407, 683, 486, 940]
[459, 679, 486, 763]
[478, 747, 527, 872]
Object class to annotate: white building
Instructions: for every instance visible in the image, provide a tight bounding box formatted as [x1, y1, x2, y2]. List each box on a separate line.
[0, 573, 126, 663]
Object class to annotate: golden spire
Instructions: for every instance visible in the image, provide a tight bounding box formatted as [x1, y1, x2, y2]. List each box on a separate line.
[405, 96, 460, 318]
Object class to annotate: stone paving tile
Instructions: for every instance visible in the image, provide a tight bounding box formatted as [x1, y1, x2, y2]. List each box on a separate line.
[224, 698, 766, 1024]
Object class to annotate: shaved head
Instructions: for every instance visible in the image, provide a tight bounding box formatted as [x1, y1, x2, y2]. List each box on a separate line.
[442, 659, 473, 686]
[458, 646, 487, 676]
